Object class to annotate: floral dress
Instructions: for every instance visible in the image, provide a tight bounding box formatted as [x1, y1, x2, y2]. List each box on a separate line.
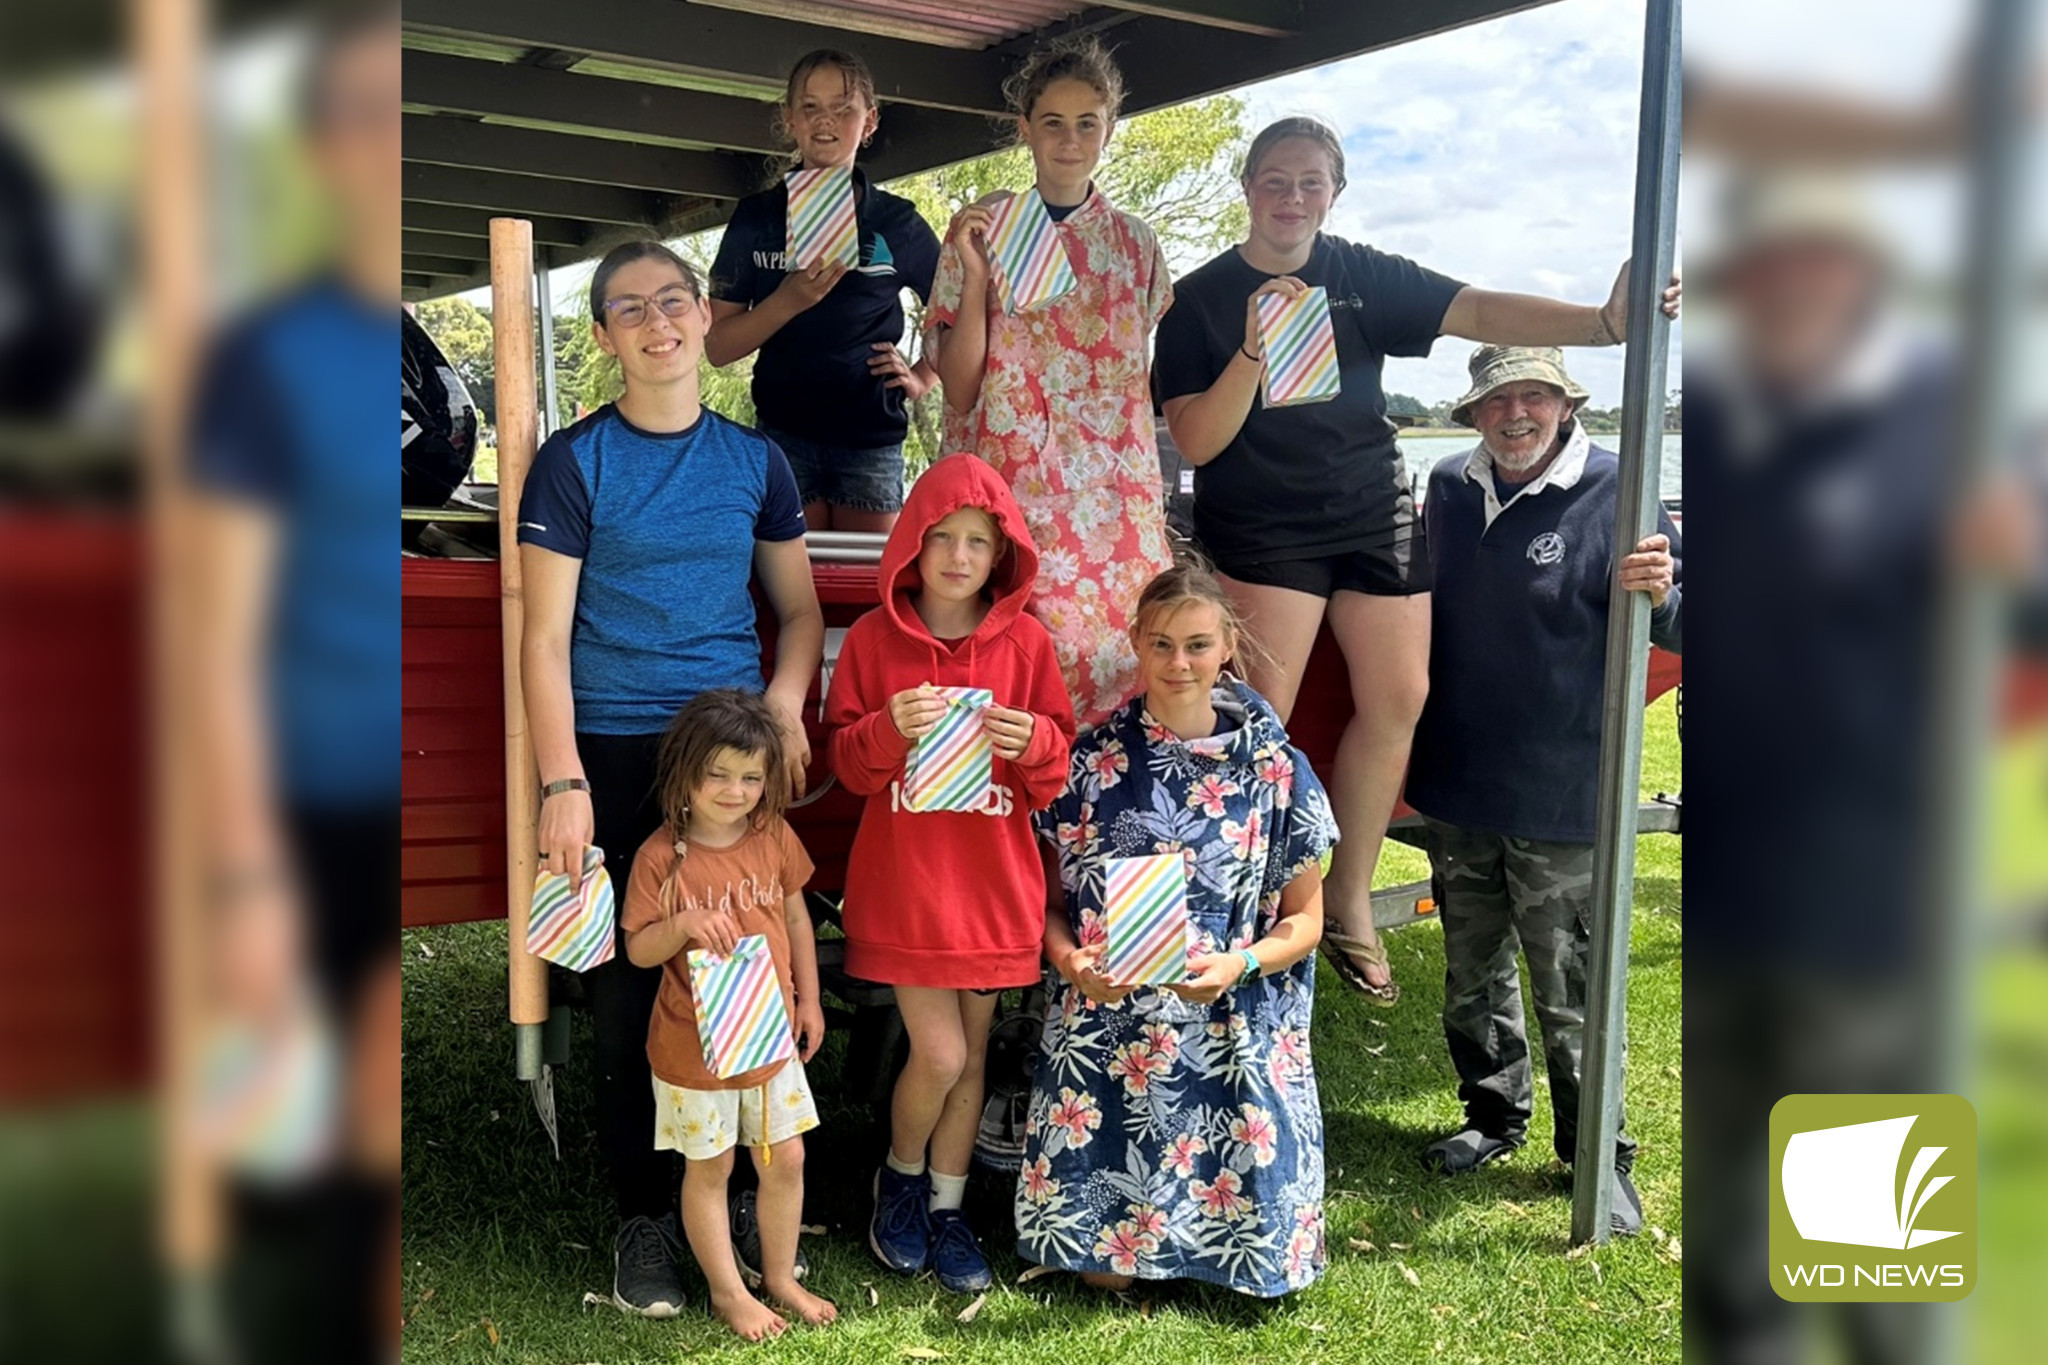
[929, 187, 1175, 727]
[1017, 681, 1339, 1296]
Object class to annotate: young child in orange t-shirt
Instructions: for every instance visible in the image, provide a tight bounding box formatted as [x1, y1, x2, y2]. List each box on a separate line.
[621, 690, 835, 1342]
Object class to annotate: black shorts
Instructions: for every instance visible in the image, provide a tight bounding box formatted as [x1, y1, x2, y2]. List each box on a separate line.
[289, 803, 398, 1013]
[1212, 524, 1430, 599]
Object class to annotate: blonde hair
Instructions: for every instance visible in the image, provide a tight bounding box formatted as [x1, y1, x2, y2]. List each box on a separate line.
[774, 48, 878, 168]
[1129, 554, 1271, 679]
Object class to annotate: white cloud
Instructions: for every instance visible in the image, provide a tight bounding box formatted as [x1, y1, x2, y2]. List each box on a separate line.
[1227, 0, 1680, 408]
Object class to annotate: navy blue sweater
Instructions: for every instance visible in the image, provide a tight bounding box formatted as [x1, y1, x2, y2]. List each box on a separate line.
[1405, 434, 1682, 843]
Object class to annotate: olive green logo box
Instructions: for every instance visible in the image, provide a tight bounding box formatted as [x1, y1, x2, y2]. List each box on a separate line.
[1769, 1093, 1976, 1302]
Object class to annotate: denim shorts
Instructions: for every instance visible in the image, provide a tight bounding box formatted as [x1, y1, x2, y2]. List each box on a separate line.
[763, 427, 906, 513]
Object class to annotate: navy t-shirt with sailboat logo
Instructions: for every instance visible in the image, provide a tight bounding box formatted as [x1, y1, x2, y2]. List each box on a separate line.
[709, 167, 941, 449]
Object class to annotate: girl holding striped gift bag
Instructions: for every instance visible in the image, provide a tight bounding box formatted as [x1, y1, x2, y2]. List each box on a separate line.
[706, 49, 942, 533]
[825, 455, 1075, 1294]
[925, 35, 1176, 728]
[1153, 116, 1679, 1009]
[1020, 561, 1338, 1297]
[621, 691, 836, 1341]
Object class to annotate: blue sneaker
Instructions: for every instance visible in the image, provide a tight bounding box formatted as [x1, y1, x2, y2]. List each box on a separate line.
[928, 1208, 993, 1294]
[869, 1166, 931, 1274]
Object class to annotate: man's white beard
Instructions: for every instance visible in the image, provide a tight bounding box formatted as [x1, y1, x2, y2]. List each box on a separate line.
[1483, 431, 1557, 474]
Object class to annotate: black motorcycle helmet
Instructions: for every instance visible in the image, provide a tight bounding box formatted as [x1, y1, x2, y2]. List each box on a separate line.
[401, 308, 479, 507]
[0, 124, 97, 418]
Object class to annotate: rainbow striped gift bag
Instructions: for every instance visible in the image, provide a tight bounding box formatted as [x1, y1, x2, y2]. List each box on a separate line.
[526, 846, 616, 972]
[1101, 853, 1193, 987]
[1256, 285, 1342, 408]
[687, 934, 797, 1080]
[984, 188, 1077, 314]
[903, 686, 994, 813]
[784, 165, 859, 270]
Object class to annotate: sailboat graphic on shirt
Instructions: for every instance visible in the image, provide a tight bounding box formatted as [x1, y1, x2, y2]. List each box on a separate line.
[1781, 1114, 1961, 1249]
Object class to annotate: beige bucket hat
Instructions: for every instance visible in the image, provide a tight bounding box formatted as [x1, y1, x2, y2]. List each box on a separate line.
[1450, 345, 1589, 428]
[1703, 170, 1895, 284]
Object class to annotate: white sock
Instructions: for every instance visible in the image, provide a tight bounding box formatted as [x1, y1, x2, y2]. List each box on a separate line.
[929, 1170, 968, 1212]
[885, 1150, 926, 1178]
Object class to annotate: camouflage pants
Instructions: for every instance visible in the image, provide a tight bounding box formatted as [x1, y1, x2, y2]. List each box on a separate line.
[1423, 819, 1636, 1169]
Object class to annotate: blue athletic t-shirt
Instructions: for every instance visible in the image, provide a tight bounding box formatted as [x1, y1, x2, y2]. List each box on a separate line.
[516, 404, 806, 734]
[188, 276, 396, 808]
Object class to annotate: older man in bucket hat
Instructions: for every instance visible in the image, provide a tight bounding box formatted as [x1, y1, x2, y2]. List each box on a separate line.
[1402, 345, 1681, 1235]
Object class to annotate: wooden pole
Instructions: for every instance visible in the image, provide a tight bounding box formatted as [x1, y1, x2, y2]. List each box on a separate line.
[139, 0, 211, 1274]
[492, 219, 548, 1049]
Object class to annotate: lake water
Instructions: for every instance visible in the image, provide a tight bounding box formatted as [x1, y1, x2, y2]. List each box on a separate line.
[1397, 431, 1684, 502]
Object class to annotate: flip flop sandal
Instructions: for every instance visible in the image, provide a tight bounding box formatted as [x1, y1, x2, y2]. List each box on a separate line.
[1322, 929, 1401, 1006]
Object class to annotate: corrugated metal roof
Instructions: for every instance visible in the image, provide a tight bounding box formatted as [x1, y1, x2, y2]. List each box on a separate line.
[690, 0, 1088, 51]
[399, 0, 1557, 298]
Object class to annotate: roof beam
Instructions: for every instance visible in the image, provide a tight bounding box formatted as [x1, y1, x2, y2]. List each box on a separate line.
[401, 203, 594, 249]
[403, 253, 489, 279]
[403, 161, 678, 227]
[403, 49, 1002, 168]
[1093, 1, 1301, 38]
[862, 104, 1013, 184]
[406, 265, 493, 300]
[404, 0, 1013, 116]
[404, 113, 762, 198]
[1111, 0, 1552, 116]
[403, 49, 784, 154]
[404, 229, 494, 260]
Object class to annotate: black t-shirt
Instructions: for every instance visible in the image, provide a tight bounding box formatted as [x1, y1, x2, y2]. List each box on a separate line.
[1152, 235, 1464, 563]
[709, 169, 941, 449]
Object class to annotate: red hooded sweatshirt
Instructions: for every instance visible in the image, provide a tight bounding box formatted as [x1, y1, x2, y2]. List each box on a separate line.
[826, 454, 1076, 988]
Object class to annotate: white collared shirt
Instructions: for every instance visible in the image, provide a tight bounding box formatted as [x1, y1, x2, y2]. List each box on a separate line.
[1460, 418, 1593, 530]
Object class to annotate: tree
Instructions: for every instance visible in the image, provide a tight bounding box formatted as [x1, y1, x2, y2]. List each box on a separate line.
[414, 296, 496, 423]
[886, 95, 1252, 473]
[1385, 391, 1428, 425]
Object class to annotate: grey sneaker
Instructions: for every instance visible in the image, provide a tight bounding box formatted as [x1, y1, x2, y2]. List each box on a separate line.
[611, 1212, 685, 1318]
[1421, 1127, 1521, 1175]
[729, 1188, 809, 1289]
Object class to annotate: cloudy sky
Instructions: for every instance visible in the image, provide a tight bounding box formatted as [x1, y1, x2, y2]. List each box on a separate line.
[1225, 0, 1677, 409]
[495, 0, 1992, 413]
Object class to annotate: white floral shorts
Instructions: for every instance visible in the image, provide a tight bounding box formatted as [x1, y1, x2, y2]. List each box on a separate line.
[651, 1061, 818, 1160]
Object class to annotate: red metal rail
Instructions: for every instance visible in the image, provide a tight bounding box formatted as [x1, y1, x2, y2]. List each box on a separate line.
[401, 554, 1686, 927]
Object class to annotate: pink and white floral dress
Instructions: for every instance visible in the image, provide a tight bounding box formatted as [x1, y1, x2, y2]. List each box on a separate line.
[929, 186, 1175, 727]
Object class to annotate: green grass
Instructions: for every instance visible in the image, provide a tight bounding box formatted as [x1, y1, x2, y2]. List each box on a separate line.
[399, 696, 1685, 1363]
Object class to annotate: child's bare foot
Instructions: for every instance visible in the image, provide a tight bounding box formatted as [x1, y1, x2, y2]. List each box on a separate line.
[765, 1279, 838, 1326]
[1079, 1270, 1134, 1292]
[709, 1285, 788, 1341]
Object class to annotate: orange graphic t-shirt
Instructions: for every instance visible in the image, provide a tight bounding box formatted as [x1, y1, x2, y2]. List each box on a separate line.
[620, 818, 815, 1091]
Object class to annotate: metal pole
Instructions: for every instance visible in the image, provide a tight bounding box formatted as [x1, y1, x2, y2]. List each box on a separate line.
[1919, 1, 2033, 1355]
[536, 263, 559, 438]
[1570, 0, 1681, 1247]
[1933, 0, 2030, 1104]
